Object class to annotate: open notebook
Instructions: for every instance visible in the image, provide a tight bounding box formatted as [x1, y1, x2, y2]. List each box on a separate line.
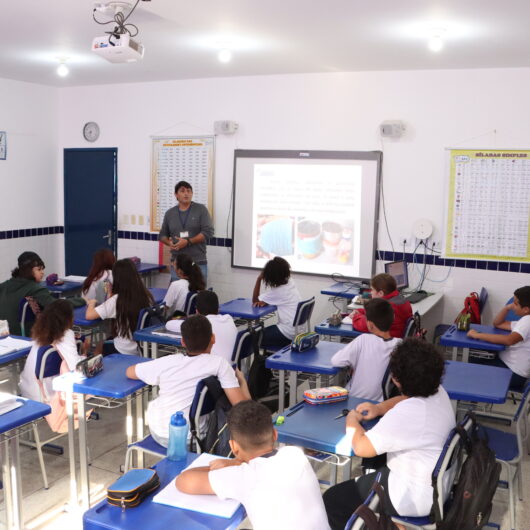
[152, 453, 241, 518]
[0, 337, 32, 356]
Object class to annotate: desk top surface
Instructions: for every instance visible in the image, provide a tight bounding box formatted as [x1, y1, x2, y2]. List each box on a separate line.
[71, 354, 149, 397]
[315, 321, 363, 338]
[134, 324, 182, 346]
[276, 396, 378, 456]
[219, 298, 276, 319]
[265, 341, 343, 374]
[0, 398, 51, 434]
[0, 335, 32, 365]
[347, 292, 444, 316]
[136, 262, 166, 274]
[321, 282, 361, 299]
[83, 454, 246, 530]
[442, 360, 511, 404]
[39, 280, 82, 293]
[440, 324, 508, 351]
[149, 287, 168, 304]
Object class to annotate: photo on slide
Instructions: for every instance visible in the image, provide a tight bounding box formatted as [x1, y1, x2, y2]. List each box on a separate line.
[255, 215, 295, 259]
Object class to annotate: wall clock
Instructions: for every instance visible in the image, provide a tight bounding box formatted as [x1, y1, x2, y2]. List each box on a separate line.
[83, 122, 100, 142]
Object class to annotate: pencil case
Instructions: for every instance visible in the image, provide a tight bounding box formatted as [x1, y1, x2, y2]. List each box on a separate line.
[291, 332, 319, 352]
[303, 386, 348, 405]
[76, 354, 103, 378]
[107, 468, 160, 509]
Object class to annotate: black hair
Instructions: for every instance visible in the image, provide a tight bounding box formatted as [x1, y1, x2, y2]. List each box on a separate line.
[365, 298, 394, 332]
[181, 314, 212, 354]
[12, 251, 45, 280]
[196, 290, 219, 315]
[514, 286, 530, 309]
[176, 254, 206, 292]
[389, 338, 445, 398]
[228, 400, 274, 450]
[175, 180, 193, 194]
[262, 257, 291, 288]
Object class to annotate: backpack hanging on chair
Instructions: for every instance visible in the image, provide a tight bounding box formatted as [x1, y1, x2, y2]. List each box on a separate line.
[455, 292, 481, 331]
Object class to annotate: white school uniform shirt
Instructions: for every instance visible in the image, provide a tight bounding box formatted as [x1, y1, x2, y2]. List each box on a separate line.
[209, 446, 330, 530]
[258, 279, 301, 339]
[134, 353, 239, 445]
[163, 279, 189, 315]
[95, 294, 139, 355]
[331, 334, 400, 402]
[82, 270, 112, 305]
[206, 314, 238, 363]
[365, 386, 455, 516]
[499, 315, 530, 377]
[19, 329, 84, 403]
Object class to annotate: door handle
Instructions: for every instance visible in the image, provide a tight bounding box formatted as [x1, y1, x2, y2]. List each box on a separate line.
[102, 230, 112, 246]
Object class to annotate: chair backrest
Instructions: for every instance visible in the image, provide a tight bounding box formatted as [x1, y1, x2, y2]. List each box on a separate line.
[402, 316, 416, 338]
[381, 365, 397, 401]
[136, 302, 166, 330]
[293, 296, 315, 335]
[505, 296, 519, 322]
[231, 324, 263, 368]
[189, 378, 217, 453]
[34, 345, 63, 400]
[512, 383, 530, 457]
[18, 298, 36, 337]
[345, 472, 382, 530]
[184, 291, 198, 316]
[478, 287, 488, 314]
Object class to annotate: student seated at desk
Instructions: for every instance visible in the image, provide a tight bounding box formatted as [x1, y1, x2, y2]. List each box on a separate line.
[195, 290, 237, 363]
[176, 400, 330, 530]
[323, 339, 455, 530]
[467, 285, 530, 390]
[86, 259, 153, 355]
[81, 248, 115, 304]
[0, 251, 85, 336]
[252, 257, 301, 350]
[331, 298, 400, 401]
[126, 315, 250, 447]
[163, 254, 205, 317]
[351, 273, 412, 338]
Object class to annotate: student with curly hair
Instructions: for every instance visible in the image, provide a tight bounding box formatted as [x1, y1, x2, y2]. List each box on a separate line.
[323, 338, 455, 529]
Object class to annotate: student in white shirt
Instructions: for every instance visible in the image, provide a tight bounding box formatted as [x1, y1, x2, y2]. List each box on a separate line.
[323, 338, 455, 529]
[331, 298, 400, 402]
[467, 285, 530, 391]
[126, 314, 250, 447]
[252, 257, 301, 349]
[20, 299, 86, 403]
[195, 290, 238, 363]
[176, 400, 330, 530]
[86, 259, 154, 355]
[163, 254, 205, 317]
[81, 248, 115, 304]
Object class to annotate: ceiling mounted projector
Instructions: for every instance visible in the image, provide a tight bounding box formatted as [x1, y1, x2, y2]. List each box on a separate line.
[92, 34, 144, 63]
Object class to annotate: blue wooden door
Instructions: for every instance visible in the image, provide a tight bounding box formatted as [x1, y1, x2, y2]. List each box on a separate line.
[64, 148, 117, 275]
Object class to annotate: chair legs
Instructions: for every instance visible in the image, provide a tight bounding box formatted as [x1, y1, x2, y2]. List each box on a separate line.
[32, 424, 49, 490]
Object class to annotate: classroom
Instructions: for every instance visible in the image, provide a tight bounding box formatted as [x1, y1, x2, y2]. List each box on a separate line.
[1, 1, 530, 529]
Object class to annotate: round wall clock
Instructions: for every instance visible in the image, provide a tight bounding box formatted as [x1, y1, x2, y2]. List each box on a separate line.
[83, 122, 100, 142]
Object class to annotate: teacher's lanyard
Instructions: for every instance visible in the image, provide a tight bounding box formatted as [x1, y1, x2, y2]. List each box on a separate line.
[178, 205, 191, 230]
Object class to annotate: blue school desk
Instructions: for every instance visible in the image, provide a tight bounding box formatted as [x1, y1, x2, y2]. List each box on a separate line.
[55, 354, 150, 510]
[83, 454, 246, 530]
[439, 324, 508, 363]
[0, 336, 32, 394]
[0, 398, 51, 529]
[314, 321, 363, 341]
[134, 324, 183, 358]
[148, 287, 167, 304]
[321, 282, 361, 300]
[219, 298, 276, 324]
[266, 341, 344, 412]
[39, 280, 83, 297]
[135, 262, 166, 287]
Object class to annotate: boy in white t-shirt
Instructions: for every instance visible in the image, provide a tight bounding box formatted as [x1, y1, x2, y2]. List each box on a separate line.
[323, 339, 455, 529]
[126, 315, 250, 447]
[176, 400, 330, 530]
[195, 290, 238, 363]
[331, 298, 400, 402]
[467, 286, 530, 390]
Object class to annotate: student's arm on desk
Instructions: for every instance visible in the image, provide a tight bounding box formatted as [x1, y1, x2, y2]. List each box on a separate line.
[126, 365, 139, 379]
[467, 329, 522, 346]
[176, 458, 244, 494]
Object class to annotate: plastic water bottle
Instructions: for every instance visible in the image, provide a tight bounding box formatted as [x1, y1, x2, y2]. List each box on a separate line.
[167, 411, 188, 461]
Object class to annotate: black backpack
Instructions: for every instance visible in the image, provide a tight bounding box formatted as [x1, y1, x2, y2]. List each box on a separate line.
[434, 416, 500, 530]
[140, 304, 167, 328]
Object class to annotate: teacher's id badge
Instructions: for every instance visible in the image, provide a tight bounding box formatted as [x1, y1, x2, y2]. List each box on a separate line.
[180, 231, 189, 238]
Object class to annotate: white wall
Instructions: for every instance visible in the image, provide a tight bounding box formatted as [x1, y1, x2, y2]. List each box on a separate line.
[0, 78, 63, 279]
[53, 68, 530, 327]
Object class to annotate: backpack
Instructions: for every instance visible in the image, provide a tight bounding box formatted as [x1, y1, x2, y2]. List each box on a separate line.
[410, 311, 427, 340]
[189, 376, 233, 457]
[141, 304, 167, 329]
[433, 416, 500, 530]
[455, 292, 481, 331]
[346, 482, 398, 530]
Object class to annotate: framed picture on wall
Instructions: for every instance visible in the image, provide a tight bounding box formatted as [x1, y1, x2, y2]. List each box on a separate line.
[0, 131, 6, 160]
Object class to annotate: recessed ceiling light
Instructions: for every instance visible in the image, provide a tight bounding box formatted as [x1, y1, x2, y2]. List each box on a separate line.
[57, 59, 69, 77]
[428, 35, 444, 52]
[218, 49, 232, 63]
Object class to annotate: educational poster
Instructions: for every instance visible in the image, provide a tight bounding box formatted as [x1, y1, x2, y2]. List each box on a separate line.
[150, 136, 214, 232]
[444, 149, 530, 262]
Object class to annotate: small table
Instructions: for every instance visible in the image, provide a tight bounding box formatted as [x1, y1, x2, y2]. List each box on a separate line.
[266, 341, 344, 412]
[0, 398, 51, 530]
[219, 298, 276, 327]
[136, 262, 166, 287]
[54, 354, 150, 510]
[39, 280, 83, 297]
[134, 324, 183, 358]
[83, 454, 246, 530]
[314, 321, 363, 342]
[440, 324, 507, 363]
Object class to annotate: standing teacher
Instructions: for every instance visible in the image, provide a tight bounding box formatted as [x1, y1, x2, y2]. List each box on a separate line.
[159, 180, 214, 284]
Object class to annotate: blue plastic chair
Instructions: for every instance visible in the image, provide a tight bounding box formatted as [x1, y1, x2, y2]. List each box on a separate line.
[183, 291, 198, 315]
[231, 324, 263, 369]
[504, 297, 519, 322]
[293, 296, 316, 335]
[344, 472, 382, 530]
[18, 298, 37, 337]
[403, 316, 417, 338]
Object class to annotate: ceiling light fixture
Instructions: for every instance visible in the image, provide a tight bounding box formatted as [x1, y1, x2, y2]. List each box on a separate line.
[218, 49, 232, 63]
[57, 59, 69, 77]
[428, 29, 445, 52]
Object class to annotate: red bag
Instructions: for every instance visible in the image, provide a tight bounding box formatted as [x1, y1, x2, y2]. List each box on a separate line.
[455, 292, 481, 326]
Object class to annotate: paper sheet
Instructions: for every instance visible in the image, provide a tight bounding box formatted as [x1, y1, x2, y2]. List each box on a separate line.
[62, 275, 87, 282]
[0, 337, 32, 355]
[341, 316, 353, 325]
[152, 453, 241, 518]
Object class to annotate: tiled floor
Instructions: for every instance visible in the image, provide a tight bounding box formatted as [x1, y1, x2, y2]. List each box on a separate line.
[0, 401, 529, 529]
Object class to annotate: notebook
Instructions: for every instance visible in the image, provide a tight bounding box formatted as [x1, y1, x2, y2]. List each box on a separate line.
[0, 337, 31, 356]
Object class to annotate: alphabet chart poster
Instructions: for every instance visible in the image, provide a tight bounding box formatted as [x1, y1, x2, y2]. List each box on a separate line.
[150, 136, 214, 232]
[444, 149, 530, 262]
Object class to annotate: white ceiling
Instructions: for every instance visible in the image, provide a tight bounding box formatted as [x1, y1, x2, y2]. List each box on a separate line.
[2, 0, 530, 87]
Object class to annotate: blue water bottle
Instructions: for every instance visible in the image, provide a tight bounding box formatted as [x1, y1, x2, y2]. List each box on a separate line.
[167, 411, 188, 461]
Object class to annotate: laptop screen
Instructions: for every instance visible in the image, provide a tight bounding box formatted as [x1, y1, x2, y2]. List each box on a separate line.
[384, 260, 408, 290]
